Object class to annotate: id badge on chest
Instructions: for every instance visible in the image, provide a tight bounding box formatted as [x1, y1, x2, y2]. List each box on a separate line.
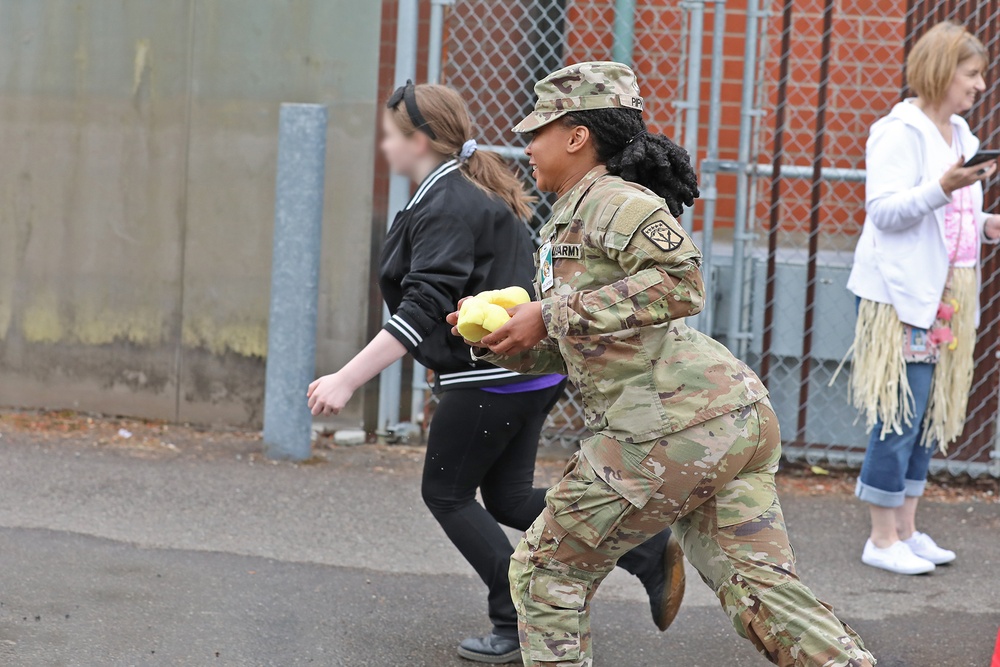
[538, 242, 554, 292]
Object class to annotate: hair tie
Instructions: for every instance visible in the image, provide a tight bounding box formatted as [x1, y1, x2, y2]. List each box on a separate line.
[459, 139, 478, 162]
[626, 129, 647, 145]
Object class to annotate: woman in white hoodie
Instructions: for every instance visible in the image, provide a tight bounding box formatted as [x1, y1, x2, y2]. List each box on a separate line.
[847, 22, 1000, 575]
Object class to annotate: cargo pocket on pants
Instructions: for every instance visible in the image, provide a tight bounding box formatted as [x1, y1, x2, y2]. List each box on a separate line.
[526, 569, 587, 663]
[547, 456, 636, 549]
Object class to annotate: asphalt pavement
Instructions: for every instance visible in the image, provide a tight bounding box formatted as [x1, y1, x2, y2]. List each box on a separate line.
[0, 427, 997, 666]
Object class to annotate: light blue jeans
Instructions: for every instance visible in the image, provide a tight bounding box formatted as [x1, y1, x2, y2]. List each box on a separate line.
[855, 362, 936, 508]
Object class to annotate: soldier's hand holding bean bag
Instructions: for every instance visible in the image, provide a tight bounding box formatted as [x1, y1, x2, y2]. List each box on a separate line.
[455, 286, 531, 342]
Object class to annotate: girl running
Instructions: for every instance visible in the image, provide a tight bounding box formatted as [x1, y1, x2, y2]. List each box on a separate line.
[450, 62, 875, 667]
[307, 81, 683, 664]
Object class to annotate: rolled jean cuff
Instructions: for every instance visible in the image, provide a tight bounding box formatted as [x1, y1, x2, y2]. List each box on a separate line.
[855, 478, 905, 508]
[904, 478, 927, 497]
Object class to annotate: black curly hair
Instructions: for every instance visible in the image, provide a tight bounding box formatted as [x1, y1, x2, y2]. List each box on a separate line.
[562, 108, 699, 217]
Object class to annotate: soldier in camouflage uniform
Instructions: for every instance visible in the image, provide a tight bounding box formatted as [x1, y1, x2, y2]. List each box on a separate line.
[448, 62, 876, 667]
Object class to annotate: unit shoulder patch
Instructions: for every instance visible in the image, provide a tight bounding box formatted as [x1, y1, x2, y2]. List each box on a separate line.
[640, 219, 683, 252]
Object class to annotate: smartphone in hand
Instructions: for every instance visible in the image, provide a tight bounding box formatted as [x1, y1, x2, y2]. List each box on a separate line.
[964, 149, 1000, 168]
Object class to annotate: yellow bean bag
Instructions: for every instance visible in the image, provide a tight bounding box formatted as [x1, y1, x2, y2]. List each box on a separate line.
[456, 286, 531, 342]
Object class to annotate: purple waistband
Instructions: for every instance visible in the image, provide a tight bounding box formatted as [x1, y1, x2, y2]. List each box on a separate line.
[480, 374, 565, 394]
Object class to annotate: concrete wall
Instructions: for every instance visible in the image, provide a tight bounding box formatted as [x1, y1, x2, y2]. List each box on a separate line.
[0, 0, 381, 427]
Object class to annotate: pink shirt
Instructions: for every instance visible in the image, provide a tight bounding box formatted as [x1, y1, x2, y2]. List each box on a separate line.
[942, 129, 979, 267]
[943, 183, 979, 267]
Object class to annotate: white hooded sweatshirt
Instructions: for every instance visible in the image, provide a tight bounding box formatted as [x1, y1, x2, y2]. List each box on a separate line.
[847, 99, 994, 329]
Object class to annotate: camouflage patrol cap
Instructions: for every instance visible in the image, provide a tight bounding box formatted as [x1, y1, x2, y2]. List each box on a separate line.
[512, 61, 644, 134]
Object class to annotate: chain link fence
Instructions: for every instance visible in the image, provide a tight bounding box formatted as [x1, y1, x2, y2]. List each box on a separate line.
[738, 0, 1000, 477]
[437, 0, 694, 447]
[418, 0, 1000, 474]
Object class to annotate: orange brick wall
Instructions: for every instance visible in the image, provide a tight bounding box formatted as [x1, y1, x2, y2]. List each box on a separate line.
[369, 0, 1000, 455]
[566, 0, 908, 238]
[364, 1, 434, 428]
[373, 0, 982, 242]
[751, 1, 907, 238]
[440, 1, 552, 145]
[562, 1, 744, 230]
[437, 0, 911, 237]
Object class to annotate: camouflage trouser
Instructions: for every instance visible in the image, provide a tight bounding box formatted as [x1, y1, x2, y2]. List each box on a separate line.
[509, 400, 875, 667]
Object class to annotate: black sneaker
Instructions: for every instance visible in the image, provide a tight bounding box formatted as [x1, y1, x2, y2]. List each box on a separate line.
[457, 631, 521, 664]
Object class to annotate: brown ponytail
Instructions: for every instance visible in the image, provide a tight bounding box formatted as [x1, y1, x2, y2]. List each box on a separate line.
[388, 84, 535, 220]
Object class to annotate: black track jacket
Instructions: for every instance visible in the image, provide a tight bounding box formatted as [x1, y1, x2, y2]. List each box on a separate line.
[379, 159, 538, 391]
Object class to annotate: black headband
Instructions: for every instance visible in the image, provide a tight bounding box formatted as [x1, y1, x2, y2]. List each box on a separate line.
[387, 79, 437, 140]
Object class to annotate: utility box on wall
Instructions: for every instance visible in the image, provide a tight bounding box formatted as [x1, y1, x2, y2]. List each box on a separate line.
[712, 254, 869, 449]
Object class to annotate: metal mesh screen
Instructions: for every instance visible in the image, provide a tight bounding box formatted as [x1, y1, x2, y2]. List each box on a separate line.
[746, 0, 1000, 476]
[908, 1, 1000, 475]
[748, 0, 906, 464]
[420, 0, 1000, 475]
[439, 0, 691, 448]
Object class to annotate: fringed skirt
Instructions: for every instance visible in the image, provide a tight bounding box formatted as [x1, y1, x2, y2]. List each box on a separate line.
[846, 267, 977, 454]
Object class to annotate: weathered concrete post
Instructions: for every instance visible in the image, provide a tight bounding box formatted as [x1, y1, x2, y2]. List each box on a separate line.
[263, 103, 328, 461]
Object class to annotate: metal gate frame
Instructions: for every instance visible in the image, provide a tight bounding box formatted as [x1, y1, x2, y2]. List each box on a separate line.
[711, 0, 1000, 477]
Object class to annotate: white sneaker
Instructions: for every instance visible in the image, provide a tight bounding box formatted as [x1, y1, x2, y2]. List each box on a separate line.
[903, 531, 956, 565]
[862, 539, 936, 575]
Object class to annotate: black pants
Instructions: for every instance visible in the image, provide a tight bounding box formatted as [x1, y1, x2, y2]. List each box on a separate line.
[422, 384, 668, 638]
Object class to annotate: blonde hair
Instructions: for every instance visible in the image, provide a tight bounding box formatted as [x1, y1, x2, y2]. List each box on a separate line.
[906, 22, 989, 104]
[389, 84, 535, 220]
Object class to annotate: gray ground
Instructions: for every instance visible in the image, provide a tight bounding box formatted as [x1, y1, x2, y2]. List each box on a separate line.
[0, 428, 997, 667]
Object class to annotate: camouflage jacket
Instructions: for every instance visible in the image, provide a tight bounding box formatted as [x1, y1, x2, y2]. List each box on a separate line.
[482, 167, 768, 447]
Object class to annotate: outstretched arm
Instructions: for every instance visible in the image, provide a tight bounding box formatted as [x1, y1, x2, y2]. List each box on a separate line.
[307, 330, 406, 416]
